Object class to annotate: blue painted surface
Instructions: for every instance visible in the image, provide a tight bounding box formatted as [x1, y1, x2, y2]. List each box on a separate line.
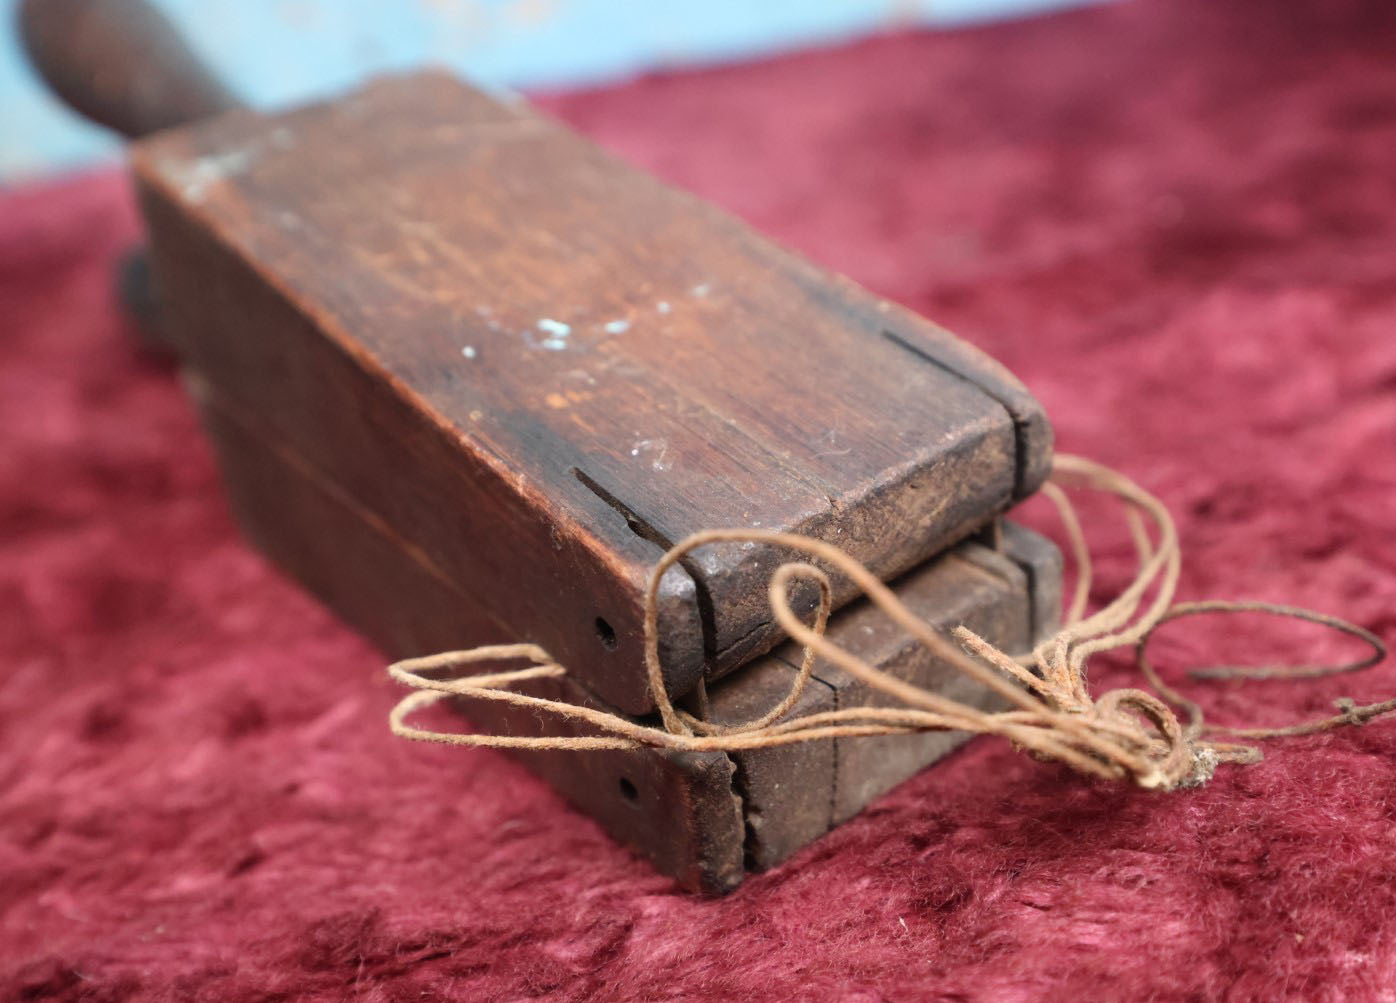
[0, 0, 1101, 182]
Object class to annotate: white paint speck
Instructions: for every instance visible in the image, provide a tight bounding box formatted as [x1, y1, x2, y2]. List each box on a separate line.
[461, 345, 477, 359]
[656, 301, 672, 315]
[629, 438, 672, 472]
[536, 318, 572, 350]
[163, 127, 298, 204]
[164, 148, 255, 203]
[691, 283, 711, 297]
[603, 318, 631, 335]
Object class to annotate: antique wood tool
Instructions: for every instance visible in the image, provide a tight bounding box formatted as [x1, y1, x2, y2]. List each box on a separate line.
[24, 0, 1062, 891]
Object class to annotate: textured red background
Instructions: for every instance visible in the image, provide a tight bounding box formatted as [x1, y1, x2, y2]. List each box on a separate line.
[5, 0, 1396, 999]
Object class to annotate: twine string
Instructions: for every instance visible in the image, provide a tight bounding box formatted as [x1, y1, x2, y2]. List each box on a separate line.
[387, 454, 1389, 790]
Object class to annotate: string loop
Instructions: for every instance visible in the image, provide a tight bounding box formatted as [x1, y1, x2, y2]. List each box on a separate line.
[387, 455, 1389, 790]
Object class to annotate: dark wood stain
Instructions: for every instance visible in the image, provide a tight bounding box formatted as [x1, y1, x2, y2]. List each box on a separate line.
[191, 374, 1058, 891]
[131, 70, 1051, 715]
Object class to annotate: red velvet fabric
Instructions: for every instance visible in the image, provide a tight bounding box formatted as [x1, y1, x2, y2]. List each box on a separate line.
[5, 1, 1396, 998]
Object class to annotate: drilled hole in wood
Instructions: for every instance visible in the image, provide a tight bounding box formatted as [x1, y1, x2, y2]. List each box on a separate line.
[618, 777, 638, 801]
[594, 616, 618, 650]
[572, 467, 719, 666]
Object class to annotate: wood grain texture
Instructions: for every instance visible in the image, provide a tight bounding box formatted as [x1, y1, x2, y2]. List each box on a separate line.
[707, 659, 836, 872]
[131, 71, 1052, 715]
[712, 529, 1063, 871]
[811, 542, 1047, 824]
[190, 374, 745, 893]
[190, 373, 1059, 889]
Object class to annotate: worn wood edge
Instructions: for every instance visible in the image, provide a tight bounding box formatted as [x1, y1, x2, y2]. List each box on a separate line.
[772, 522, 1059, 833]
[704, 420, 1015, 678]
[815, 552, 1023, 825]
[129, 130, 712, 710]
[132, 174, 709, 714]
[127, 71, 1051, 709]
[182, 368, 1062, 890]
[176, 370, 709, 712]
[185, 370, 746, 892]
[708, 660, 837, 872]
[880, 317, 1053, 501]
[737, 526, 1057, 856]
[188, 364, 1068, 889]
[999, 519, 1065, 641]
[776, 260, 1054, 500]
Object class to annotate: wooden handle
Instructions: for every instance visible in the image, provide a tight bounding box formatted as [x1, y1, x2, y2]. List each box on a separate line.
[18, 0, 240, 139]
